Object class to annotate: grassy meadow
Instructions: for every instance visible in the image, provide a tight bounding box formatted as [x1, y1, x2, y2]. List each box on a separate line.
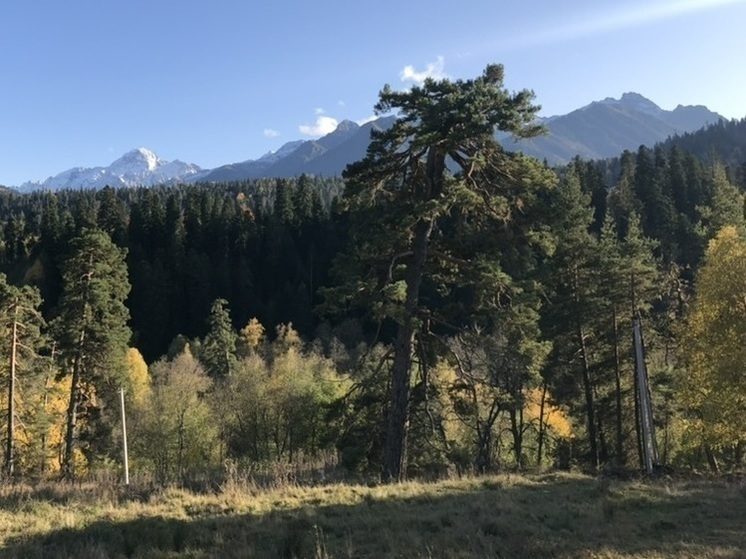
[0, 473, 743, 558]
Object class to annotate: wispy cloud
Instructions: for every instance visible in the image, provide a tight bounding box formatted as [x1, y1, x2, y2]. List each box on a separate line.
[263, 128, 280, 138]
[314, 107, 325, 115]
[356, 115, 377, 125]
[299, 115, 339, 137]
[491, 0, 746, 51]
[400, 56, 447, 84]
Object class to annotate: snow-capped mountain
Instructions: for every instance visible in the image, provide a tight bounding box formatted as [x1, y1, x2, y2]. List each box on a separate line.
[19, 148, 204, 192]
[11, 92, 726, 191]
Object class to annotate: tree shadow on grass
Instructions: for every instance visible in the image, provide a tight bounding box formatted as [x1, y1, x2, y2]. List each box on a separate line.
[3, 476, 745, 558]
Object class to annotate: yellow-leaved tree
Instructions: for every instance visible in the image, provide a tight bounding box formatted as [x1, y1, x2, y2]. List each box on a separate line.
[125, 348, 150, 408]
[679, 226, 746, 471]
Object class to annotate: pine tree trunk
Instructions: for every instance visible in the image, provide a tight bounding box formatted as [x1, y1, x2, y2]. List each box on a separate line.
[630, 274, 644, 470]
[382, 146, 444, 482]
[509, 408, 524, 470]
[579, 330, 599, 471]
[596, 391, 609, 465]
[537, 381, 547, 467]
[612, 305, 625, 467]
[383, 218, 434, 482]
[40, 343, 56, 476]
[475, 429, 492, 474]
[5, 302, 18, 477]
[63, 336, 84, 480]
[63, 257, 93, 480]
[573, 266, 599, 471]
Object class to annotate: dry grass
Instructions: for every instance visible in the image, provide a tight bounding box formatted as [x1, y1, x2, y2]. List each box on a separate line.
[0, 472, 743, 558]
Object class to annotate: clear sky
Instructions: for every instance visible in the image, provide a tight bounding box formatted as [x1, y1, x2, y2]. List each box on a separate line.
[1, 0, 745, 185]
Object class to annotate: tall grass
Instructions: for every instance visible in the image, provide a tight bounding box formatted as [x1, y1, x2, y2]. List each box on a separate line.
[0, 472, 743, 558]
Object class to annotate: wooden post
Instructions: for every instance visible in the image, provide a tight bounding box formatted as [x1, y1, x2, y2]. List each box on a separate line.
[120, 387, 129, 485]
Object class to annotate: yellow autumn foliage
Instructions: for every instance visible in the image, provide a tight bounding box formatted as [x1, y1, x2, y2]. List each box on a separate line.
[524, 388, 573, 439]
[240, 317, 265, 351]
[13, 373, 70, 474]
[125, 347, 150, 408]
[679, 226, 746, 451]
[433, 358, 572, 455]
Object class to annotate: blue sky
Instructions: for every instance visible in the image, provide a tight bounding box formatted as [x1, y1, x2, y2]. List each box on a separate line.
[1, 0, 745, 185]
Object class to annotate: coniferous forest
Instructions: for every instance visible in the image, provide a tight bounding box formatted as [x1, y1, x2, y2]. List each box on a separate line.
[0, 67, 745, 486]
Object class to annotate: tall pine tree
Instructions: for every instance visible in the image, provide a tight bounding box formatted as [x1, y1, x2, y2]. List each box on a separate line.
[53, 230, 131, 479]
[332, 64, 553, 481]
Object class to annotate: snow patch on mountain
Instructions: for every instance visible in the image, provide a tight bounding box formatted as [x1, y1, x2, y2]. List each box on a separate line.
[19, 148, 203, 192]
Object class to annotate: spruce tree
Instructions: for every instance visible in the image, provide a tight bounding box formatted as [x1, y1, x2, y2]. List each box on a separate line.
[273, 179, 295, 225]
[608, 150, 641, 237]
[294, 174, 315, 222]
[544, 169, 603, 469]
[596, 215, 628, 466]
[201, 298, 237, 378]
[620, 213, 659, 468]
[699, 162, 745, 239]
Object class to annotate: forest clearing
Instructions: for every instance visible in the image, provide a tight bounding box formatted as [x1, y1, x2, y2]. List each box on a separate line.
[1, 473, 744, 558]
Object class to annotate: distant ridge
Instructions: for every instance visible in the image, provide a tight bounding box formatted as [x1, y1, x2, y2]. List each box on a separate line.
[197, 93, 723, 181]
[500, 92, 724, 164]
[657, 117, 746, 168]
[12, 93, 727, 191]
[200, 117, 397, 182]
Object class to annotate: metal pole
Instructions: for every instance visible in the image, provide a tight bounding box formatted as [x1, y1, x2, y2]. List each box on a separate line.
[120, 387, 129, 485]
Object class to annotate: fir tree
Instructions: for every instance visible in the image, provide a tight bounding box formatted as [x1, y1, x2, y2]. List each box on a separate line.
[201, 298, 237, 378]
[699, 162, 745, 239]
[544, 169, 603, 469]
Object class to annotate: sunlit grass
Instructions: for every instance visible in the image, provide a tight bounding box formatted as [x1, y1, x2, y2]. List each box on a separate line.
[0, 473, 743, 558]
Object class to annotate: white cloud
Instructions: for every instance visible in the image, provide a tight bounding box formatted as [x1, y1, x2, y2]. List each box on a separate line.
[299, 115, 339, 137]
[337, 100, 346, 107]
[400, 56, 447, 84]
[314, 107, 325, 115]
[263, 128, 280, 138]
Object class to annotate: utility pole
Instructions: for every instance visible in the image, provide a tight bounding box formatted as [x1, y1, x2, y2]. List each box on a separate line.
[633, 315, 659, 474]
[120, 387, 129, 485]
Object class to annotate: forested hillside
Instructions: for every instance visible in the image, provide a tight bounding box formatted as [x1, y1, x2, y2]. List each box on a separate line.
[661, 117, 746, 172]
[0, 68, 743, 483]
[0, 176, 345, 361]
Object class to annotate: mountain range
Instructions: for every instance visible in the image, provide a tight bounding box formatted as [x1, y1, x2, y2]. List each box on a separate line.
[500, 92, 723, 163]
[18, 148, 204, 192]
[13, 93, 725, 191]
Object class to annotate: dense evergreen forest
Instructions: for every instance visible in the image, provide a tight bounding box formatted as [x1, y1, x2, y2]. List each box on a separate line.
[0, 68, 744, 482]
